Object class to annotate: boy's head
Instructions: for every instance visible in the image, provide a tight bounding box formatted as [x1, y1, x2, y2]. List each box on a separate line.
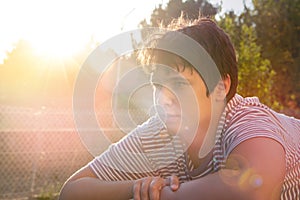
[139, 18, 238, 102]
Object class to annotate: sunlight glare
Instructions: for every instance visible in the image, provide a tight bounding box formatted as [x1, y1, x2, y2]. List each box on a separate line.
[0, 0, 166, 61]
[29, 33, 87, 59]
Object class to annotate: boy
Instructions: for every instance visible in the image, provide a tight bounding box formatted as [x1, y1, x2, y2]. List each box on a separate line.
[60, 18, 300, 200]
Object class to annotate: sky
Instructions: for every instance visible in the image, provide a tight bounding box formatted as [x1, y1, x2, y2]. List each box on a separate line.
[0, 0, 252, 63]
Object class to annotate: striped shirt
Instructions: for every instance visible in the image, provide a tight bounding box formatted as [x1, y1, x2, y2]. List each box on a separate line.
[89, 94, 300, 199]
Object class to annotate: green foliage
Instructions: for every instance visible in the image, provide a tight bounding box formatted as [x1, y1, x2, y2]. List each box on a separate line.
[33, 183, 61, 200]
[34, 191, 58, 200]
[237, 24, 279, 109]
[218, 12, 279, 109]
[251, 0, 300, 109]
[217, 11, 241, 50]
[142, 0, 218, 27]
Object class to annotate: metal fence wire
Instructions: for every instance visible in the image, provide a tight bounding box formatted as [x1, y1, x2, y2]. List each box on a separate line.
[0, 105, 149, 199]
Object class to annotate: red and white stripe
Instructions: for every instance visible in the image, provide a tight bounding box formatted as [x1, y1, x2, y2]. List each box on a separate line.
[89, 94, 300, 199]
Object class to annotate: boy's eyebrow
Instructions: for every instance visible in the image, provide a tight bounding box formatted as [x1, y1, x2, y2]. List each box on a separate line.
[152, 68, 193, 83]
[171, 76, 190, 81]
[165, 75, 192, 83]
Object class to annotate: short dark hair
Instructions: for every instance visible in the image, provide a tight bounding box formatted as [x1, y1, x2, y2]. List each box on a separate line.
[138, 18, 238, 101]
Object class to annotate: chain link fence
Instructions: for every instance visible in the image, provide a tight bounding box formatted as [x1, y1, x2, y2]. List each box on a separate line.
[0, 104, 149, 200]
[0, 105, 92, 199]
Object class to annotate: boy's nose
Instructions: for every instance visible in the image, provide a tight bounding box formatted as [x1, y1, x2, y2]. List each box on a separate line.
[157, 87, 178, 107]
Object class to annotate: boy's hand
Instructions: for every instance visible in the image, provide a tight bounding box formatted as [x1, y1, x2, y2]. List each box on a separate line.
[133, 175, 179, 200]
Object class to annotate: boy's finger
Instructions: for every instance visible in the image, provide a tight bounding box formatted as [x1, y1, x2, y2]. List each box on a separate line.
[170, 175, 179, 191]
[133, 179, 142, 200]
[149, 177, 165, 200]
[141, 177, 152, 200]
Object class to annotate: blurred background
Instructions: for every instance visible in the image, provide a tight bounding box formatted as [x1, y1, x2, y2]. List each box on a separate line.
[0, 0, 299, 199]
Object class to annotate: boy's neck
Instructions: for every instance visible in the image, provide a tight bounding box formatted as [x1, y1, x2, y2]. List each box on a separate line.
[188, 101, 226, 168]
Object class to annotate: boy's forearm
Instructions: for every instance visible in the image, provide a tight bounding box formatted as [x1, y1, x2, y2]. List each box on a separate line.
[59, 177, 134, 200]
[160, 170, 253, 200]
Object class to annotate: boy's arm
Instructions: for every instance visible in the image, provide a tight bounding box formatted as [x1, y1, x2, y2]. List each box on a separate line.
[59, 115, 167, 200]
[59, 165, 135, 200]
[160, 137, 285, 200]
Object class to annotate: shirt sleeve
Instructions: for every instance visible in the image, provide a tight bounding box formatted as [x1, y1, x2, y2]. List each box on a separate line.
[89, 115, 165, 181]
[223, 106, 286, 158]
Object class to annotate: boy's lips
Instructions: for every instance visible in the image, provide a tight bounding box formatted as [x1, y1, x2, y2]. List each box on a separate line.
[166, 113, 180, 117]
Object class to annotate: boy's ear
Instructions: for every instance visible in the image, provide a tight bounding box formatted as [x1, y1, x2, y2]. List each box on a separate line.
[215, 74, 231, 102]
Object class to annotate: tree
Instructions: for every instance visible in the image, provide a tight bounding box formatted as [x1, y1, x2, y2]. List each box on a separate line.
[251, 0, 300, 109]
[218, 11, 279, 109]
[237, 24, 278, 108]
[142, 0, 218, 27]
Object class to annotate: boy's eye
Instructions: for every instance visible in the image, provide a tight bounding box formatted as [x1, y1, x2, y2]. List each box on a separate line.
[172, 81, 189, 88]
[153, 80, 190, 91]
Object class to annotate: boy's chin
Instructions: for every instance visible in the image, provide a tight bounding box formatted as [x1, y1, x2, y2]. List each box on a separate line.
[166, 126, 180, 135]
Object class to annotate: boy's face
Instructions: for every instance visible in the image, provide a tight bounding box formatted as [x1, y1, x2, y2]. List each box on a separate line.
[153, 65, 212, 143]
